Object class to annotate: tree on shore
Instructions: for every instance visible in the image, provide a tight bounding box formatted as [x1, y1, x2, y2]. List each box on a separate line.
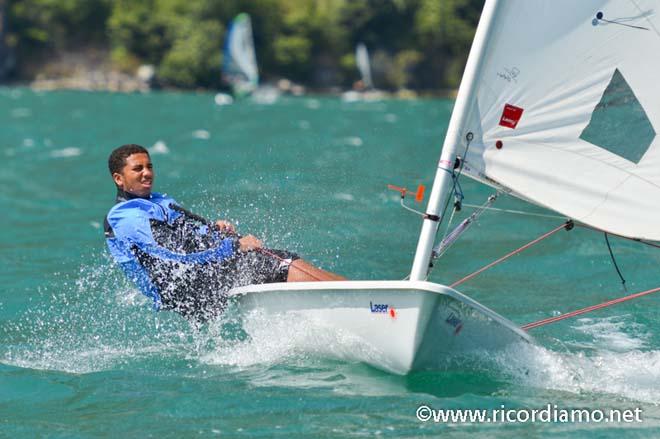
[2, 0, 484, 92]
[0, 0, 15, 80]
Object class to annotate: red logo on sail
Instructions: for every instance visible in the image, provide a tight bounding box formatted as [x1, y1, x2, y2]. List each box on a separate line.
[499, 104, 524, 129]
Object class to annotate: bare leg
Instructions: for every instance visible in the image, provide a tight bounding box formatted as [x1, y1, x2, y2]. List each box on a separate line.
[286, 259, 346, 282]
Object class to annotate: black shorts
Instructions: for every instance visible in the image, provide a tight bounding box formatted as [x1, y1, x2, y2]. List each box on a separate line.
[220, 249, 300, 288]
[157, 248, 300, 322]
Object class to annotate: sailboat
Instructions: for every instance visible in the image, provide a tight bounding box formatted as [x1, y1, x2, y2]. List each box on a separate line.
[215, 13, 279, 105]
[356, 42, 374, 91]
[342, 43, 385, 102]
[229, 0, 660, 374]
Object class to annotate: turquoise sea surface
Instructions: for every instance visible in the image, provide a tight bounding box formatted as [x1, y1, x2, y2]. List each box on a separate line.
[1, 88, 659, 437]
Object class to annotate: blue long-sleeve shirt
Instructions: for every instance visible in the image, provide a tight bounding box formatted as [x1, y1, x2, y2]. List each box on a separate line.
[105, 192, 236, 309]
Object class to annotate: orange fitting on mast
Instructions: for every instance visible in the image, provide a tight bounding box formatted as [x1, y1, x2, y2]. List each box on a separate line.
[387, 184, 408, 198]
[388, 184, 426, 203]
[415, 185, 425, 203]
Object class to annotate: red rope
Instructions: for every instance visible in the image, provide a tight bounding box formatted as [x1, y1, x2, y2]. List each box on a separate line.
[522, 286, 660, 331]
[450, 222, 570, 288]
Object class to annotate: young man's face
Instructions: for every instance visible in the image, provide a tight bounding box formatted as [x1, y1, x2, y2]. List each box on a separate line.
[113, 153, 154, 197]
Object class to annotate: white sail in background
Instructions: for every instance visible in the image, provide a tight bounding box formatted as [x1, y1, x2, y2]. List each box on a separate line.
[222, 13, 259, 95]
[453, 0, 660, 241]
[356, 43, 373, 89]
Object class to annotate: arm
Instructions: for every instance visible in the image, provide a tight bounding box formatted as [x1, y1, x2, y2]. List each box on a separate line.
[165, 201, 262, 248]
[134, 237, 236, 264]
[109, 199, 238, 265]
[214, 220, 236, 235]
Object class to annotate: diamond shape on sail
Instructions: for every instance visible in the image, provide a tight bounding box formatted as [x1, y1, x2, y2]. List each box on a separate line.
[580, 69, 655, 164]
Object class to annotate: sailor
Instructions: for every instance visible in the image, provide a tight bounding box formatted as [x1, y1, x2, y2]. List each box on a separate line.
[104, 144, 343, 322]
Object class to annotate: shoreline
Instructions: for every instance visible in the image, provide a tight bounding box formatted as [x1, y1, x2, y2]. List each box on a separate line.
[3, 77, 457, 99]
[1, 50, 457, 98]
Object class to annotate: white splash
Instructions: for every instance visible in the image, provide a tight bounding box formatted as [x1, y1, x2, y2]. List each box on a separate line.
[0, 262, 194, 375]
[11, 108, 31, 118]
[252, 87, 279, 105]
[200, 309, 379, 369]
[114, 287, 148, 308]
[149, 140, 169, 155]
[384, 113, 398, 123]
[50, 147, 82, 158]
[214, 93, 234, 106]
[492, 319, 660, 403]
[193, 130, 211, 140]
[2, 345, 166, 375]
[573, 316, 649, 351]
[343, 137, 363, 147]
[334, 193, 355, 201]
[305, 99, 321, 109]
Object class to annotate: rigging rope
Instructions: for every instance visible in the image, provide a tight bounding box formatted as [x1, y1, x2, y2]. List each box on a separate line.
[421, 132, 474, 278]
[461, 203, 567, 220]
[522, 285, 660, 331]
[436, 133, 473, 235]
[416, 150, 660, 330]
[594, 11, 649, 30]
[604, 232, 627, 291]
[433, 194, 499, 261]
[449, 221, 573, 288]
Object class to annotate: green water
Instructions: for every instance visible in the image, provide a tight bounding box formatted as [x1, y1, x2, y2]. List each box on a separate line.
[1, 88, 659, 437]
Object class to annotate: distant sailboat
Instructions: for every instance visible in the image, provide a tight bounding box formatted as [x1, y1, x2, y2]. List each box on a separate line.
[342, 42, 385, 102]
[222, 13, 258, 97]
[215, 13, 278, 105]
[355, 42, 373, 90]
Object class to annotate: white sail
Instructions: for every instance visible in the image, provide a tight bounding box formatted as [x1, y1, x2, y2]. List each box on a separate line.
[222, 13, 259, 94]
[356, 42, 373, 89]
[452, 0, 660, 241]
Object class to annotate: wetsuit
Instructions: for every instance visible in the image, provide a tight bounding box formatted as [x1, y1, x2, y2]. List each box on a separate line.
[105, 190, 297, 322]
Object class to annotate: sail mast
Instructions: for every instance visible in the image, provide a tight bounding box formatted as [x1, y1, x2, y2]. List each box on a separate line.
[410, 0, 500, 281]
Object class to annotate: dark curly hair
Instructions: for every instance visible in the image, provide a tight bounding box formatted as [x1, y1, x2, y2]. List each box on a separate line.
[108, 144, 149, 175]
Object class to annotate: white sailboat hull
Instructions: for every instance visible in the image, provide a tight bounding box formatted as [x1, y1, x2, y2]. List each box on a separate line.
[228, 280, 532, 374]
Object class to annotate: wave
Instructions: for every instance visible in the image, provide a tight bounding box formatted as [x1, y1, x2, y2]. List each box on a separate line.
[149, 140, 169, 155]
[192, 130, 210, 140]
[492, 318, 660, 404]
[50, 147, 82, 158]
[4, 258, 659, 406]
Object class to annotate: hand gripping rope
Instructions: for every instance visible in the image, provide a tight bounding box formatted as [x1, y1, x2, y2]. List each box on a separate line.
[169, 204, 325, 281]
